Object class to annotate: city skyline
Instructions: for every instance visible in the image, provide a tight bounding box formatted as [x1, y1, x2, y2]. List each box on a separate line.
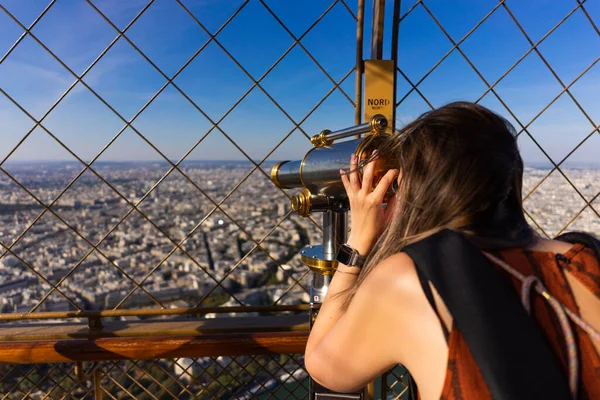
[0, 0, 599, 166]
[2, 158, 600, 168]
[1, 161, 598, 314]
[0, 160, 316, 314]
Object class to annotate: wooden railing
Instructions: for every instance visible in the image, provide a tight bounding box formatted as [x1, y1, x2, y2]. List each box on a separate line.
[0, 311, 313, 399]
[0, 308, 409, 399]
[0, 313, 309, 364]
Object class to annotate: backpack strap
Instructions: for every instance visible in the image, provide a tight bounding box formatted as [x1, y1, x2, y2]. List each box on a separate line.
[403, 229, 571, 400]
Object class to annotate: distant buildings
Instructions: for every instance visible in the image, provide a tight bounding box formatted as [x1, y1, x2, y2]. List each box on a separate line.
[0, 162, 314, 312]
[0, 163, 597, 312]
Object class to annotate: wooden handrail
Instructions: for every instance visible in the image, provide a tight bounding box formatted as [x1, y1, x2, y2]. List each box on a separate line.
[0, 315, 309, 364]
[0, 332, 309, 364]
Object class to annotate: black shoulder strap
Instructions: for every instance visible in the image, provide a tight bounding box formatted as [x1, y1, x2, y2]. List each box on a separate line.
[403, 229, 571, 400]
[556, 231, 600, 261]
[415, 267, 450, 342]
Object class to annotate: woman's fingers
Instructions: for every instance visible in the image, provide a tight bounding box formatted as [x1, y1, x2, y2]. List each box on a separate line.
[344, 153, 394, 202]
[348, 153, 360, 192]
[340, 168, 351, 196]
[360, 152, 377, 194]
[372, 169, 399, 200]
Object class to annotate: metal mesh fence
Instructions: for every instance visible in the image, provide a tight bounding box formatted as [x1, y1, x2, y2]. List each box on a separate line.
[0, 356, 416, 400]
[0, 354, 309, 399]
[0, 0, 361, 315]
[1, 0, 599, 399]
[379, 366, 410, 400]
[395, 0, 600, 239]
[0, 1, 350, 397]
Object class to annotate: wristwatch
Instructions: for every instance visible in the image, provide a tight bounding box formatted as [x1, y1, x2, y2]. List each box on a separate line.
[336, 244, 367, 268]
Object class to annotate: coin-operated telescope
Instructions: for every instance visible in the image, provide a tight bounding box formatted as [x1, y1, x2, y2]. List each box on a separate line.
[271, 113, 392, 323]
[271, 115, 393, 399]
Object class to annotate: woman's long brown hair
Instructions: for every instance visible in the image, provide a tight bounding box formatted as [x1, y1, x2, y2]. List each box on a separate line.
[341, 101, 534, 310]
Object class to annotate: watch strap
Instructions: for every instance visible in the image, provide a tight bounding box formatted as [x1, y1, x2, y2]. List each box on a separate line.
[348, 250, 367, 267]
[337, 244, 367, 268]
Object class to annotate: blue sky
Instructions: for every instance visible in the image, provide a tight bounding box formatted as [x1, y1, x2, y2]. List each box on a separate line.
[0, 0, 599, 166]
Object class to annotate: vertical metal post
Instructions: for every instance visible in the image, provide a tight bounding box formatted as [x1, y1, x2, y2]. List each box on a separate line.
[368, 3, 395, 397]
[94, 368, 103, 400]
[309, 210, 347, 328]
[364, 0, 395, 133]
[391, 0, 401, 65]
[371, 0, 386, 60]
[390, 0, 401, 129]
[355, 0, 366, 133]
[323, 210, 347, 259]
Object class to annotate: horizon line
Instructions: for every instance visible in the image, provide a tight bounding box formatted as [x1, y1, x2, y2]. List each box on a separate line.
[2, 160, 600, 168]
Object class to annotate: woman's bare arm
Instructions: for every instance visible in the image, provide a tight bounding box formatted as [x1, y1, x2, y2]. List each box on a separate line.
[304, 255, 410, 392]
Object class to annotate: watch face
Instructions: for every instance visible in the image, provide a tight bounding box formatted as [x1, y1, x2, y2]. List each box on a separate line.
[336, 245, 353, 265]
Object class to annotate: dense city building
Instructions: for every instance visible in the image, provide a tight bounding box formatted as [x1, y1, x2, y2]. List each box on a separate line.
[0, 162, 597, 314]
[0, 162, 319, 313]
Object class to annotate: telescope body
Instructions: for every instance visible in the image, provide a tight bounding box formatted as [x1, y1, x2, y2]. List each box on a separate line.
[272, 136, 388, 196]
[271, 135, 391, 217]
[270, 118, 391, 398]
[270, 116, 391, 276]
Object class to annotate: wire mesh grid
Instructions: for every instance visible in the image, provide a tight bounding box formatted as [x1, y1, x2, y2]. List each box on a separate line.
[395, 0, 600, 240]
[380, 366, 410, 400]
[1, 0, 599, 399]
[0, 0, 350, 398]
[1, 2, 597, 309]
[0, 354, 309, 399]
[0, 0, 361, 315]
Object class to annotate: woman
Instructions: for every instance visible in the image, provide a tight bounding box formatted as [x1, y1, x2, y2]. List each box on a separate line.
[304, 102, 600, 399]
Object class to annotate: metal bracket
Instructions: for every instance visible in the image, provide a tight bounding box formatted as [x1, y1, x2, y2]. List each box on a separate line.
[88, 316, 103, 331]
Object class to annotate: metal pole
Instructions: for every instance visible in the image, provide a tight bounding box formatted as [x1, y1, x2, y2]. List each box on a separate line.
[309, 210, 351, 399]
[371, 0, 386, 60]
[391, 0, 401, 64]
[309, 211, 347, 313]
[368, 3, 393, 397]
[355, 0, 366, 134]
[391, 0, 401, 128]
[323, 210, 347, 259]
[94, 368, 103, 400]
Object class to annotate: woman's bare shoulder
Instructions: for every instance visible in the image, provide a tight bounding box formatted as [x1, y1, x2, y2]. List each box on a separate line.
[525, 237, 576, 254]
[366, 252, 416, 283]
[361, 252, 426, 309]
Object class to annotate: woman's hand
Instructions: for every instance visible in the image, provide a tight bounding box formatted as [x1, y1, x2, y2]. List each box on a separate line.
[340, 152, 399, 256]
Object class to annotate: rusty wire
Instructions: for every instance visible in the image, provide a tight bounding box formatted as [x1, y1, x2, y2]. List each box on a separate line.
[380, 366, 410, 400]
[396, 0, 600, 237]
[1, 0, 599, 398]
[0, 0, 357, 314]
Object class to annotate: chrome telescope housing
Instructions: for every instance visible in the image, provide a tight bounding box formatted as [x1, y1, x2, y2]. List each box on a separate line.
[271, 114, 393, 217]
[269, 113, 393, 278]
